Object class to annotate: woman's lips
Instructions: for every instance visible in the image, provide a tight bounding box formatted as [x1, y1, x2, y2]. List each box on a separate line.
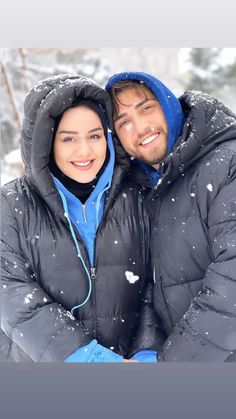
[70, 160, 95, 170]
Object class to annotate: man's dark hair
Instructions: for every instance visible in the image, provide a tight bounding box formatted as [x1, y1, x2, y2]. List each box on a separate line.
[109, 80, 152, 118]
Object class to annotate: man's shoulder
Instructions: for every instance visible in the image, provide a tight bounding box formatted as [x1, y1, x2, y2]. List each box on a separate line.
[215, 138, 236, 151]
[201, 140, 236, 168]
[189, 140, 236, 197]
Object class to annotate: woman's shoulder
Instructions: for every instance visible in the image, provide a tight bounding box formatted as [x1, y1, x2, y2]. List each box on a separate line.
[2, 175, 27, 194]
[2, 176, 24, 196]
[1, 176, 39, 206]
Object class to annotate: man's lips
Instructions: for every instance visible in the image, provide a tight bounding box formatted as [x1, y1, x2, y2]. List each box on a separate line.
[139, 132, 160, 148]
[70, 160, 95, 170]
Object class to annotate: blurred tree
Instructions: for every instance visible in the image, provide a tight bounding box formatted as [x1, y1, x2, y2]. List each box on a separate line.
[186, 48, 222, 93]
[217, 60, 236, 85]
[186, 48, 236, 95]
[1, 48, 111, 161]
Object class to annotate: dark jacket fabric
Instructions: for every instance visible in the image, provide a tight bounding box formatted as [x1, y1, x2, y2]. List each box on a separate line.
[106, 71, 236, 361]
[150, 91, 236, 361]
[1, 74, 164, 362]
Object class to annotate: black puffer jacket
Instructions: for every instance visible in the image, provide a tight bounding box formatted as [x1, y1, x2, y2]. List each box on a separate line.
[1, 75, 164, 362]
[148, 91, 236, 361]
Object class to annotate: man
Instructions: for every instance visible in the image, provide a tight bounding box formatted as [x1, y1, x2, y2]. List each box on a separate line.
[106, 71, 236, 362]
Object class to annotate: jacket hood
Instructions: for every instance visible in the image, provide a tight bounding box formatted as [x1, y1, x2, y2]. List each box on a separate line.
[156, 90, 236, 193]
[21, 74, 120, 216]
[106, 73, 236, 191]
[105, 71, 185, 153]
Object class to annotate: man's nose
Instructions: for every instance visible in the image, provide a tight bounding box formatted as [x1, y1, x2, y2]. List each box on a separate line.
[135, 118, 151, 138]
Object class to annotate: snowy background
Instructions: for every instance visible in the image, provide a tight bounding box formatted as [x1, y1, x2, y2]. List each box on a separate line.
[1, 47, 236, 186]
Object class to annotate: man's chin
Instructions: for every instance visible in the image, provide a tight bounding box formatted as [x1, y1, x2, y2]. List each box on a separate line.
[138, 149, 167, 167]
[138, 155, 163, 167]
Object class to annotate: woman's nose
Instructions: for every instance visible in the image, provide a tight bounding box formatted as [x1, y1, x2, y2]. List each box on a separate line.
[75, 138, 91, 156]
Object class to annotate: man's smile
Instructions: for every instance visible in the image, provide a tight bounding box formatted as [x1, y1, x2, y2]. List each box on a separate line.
[139, 132, 160, 148]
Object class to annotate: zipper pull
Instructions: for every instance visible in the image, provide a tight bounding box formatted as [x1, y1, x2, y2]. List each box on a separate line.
[81, 204, 87, 223]
[90, 267, 96, 279]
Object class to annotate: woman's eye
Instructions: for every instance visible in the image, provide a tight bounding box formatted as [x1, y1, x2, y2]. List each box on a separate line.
[90, 134, 101, 140]
[62, 137, 76, 143]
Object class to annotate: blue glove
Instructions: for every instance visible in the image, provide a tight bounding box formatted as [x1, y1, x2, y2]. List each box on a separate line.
[65, 339, 123, 363]
[130, 350, 158, 362]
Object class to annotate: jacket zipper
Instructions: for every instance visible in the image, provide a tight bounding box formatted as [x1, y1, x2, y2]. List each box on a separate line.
[77, 195, 115, 336]
[89, 205, 111, 340]
[81, 204, 87, 223]
[90, 267, 97, 338]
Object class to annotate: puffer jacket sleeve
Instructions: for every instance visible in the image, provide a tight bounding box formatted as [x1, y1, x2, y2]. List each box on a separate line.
[158, 149, 236, 362]
[1, 192, 92, 362]
[127, 281, 167, 358]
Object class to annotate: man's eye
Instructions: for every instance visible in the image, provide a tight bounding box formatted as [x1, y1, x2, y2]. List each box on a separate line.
[143, 105, 152, 112]
[119, 120, 129, 128]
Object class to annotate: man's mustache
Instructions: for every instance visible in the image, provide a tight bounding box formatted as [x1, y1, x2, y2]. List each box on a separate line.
[136, 127, 166, 145]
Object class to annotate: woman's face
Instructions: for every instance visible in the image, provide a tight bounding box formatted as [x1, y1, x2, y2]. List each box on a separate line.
[53, 105, 107, 183]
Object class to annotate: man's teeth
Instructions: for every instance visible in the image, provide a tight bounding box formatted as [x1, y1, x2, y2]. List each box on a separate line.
[141, 134, 157, 145]
[73, 161, 92, 166]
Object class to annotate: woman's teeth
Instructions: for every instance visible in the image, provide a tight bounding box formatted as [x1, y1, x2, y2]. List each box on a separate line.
[72, 161, 92, 166]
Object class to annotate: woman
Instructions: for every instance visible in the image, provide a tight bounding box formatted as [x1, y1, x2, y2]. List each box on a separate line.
[1, 74, 165, 362]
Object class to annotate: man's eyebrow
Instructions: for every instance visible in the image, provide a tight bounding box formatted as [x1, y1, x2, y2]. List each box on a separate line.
[57, 127, 103, 134]
[114, 112, 127, 123]
[114, 98, 155, 122]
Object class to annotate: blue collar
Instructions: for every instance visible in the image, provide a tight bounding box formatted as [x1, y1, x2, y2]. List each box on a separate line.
[136, 160, 160, 186]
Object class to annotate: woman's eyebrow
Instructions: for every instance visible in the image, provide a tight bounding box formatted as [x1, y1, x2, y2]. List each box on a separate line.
[58, 130, 79, 135]
[88, 127, 103, 133]
[58, 127, 103, 135]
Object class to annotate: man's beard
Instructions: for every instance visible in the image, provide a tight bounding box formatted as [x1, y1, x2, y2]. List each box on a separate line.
[134, 127, 168, 167]
[136, 142, 168, 167]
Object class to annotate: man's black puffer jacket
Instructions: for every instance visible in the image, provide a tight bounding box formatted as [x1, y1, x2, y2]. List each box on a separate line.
[1, 74, 165, 362]
[148, 91, 236, 361]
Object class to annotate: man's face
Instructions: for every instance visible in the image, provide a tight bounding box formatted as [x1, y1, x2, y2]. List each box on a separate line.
[114, 86, 168, 168]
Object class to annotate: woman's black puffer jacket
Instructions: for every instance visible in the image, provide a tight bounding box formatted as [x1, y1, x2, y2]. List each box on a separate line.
[1, 74, 164, 362]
